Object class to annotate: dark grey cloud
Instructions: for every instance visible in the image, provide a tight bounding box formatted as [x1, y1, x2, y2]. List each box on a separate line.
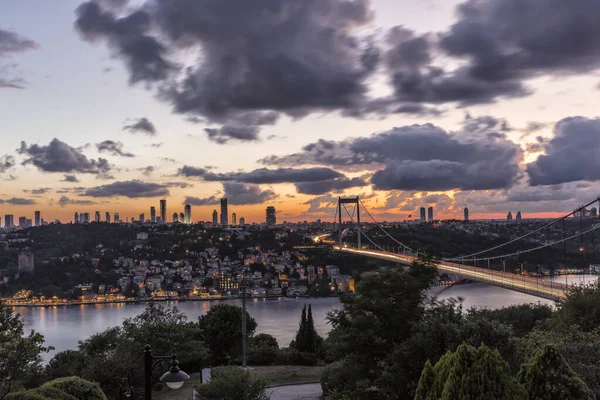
[178, 166, 344, 184]
[18, 139, 112, 176]
[0, 197, 36, 205]
[139, 165, 154, 176]
[24, 188, 51, 195]
[0, 155, 15, 173]
[61, 174, 80, 183]
[82, 180, 169, 198]
[75, 0, 377, 126]
[185, 182, 277, 206]
[149, 142, 163, 148]
[0, 30, 39, 89]
[295, 177, 367, 195]
[57, 196, 98, 207]
[205, 125, 260, 144]
[96, 140, 135, 157]
[122, 117, 157, 135]
[526, 117, 600, 185]
[263, 117, 523, 191]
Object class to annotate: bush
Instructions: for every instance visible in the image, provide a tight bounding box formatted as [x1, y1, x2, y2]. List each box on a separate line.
[250, 334, 279, 349]
[193, 367, 269, 400]
[247, 346, 278, 366]
[41, 377, 107, 400]
[276, 349, 319, 366]
[32, 387, 78, 400]
[4, 392, 49, 400]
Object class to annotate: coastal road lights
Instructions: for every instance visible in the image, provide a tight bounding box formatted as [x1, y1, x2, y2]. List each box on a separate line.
[144, 345, 190, 400]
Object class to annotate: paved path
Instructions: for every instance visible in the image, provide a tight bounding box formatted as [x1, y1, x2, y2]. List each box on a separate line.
[266, 383, 322, 400]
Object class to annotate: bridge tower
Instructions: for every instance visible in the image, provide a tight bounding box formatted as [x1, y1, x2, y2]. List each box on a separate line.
[338, 197, 361, 249]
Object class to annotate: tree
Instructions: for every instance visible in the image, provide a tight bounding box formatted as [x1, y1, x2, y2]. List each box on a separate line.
[41, 377, 107, 400]
[0, 301, 51, 396]
[518, 345, 594, 400]
[193, 367, 268, 400]
[122, 282, 140, 298]
[414, 344, 527, 400]
[198, 304, 257, 364]
[250, 334, 278, 349]
[467, 303, 553, 337]
[554, 281, 600, 332]
[293, 304, 322, 354]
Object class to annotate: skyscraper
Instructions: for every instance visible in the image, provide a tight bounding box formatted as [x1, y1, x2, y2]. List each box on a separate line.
[5, 215, 14, 228]
[172, 213, 179, 223]
[220, 198, 228, 225]
[591, 207, 598, 218]
[232, 213, 237, 226]
[150, 206, 156, 223]
[106, 212, 111, 223]
[516, 211, 522, 221]
[95, 211, 100, 223]
[507, 211, 513, 221]
[464, 207, 469, 221]
[74, 212, 79, 224]
[160, 199, 167, 224]
[184, 204, 191, 224]
[427, 206, 434, 222]
[82, 213, 90, 223]
[239, 217, 245, 225]
[212, 210, 218, 225]
[34, 211, 41, 227]
[266, 206, 276, 226]
[114, 213, 120, 223]
[179, 212, 185, 223]
[139, 213, 145, 222]
[18, 217, 27, 228]
[419, 207, 426, 222]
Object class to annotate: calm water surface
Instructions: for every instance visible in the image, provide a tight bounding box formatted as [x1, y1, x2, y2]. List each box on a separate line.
[15, 275, 598, 360]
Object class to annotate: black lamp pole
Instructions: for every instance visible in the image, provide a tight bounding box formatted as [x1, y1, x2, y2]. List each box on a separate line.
[144, 345, 190, 400]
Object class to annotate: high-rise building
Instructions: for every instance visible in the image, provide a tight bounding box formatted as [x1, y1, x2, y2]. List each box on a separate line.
[95, 211, 100, 223]
[419, 207, 426, 222]
[114, 213, 120, 223]
[26, 219, 32, 227]
[239, 217, 245, 225]
[464, 207, 469, 221]
[74, 212, 79, 224]
[232, 213, 237, 226]
[34, 211, 41, 227]
[516, 211, 522, 221]
[266, 206, 276, 226]
[4, 215, 14, 228]
[105, 212, 110, 223]
[150, 206, 156, 223]
[179, 212, 185, 223]
[173, 213, 179, 223]
[160, 200, 167, 224]
[591, 207, 598, 218]
[212, 210, 218, 225]
[427, 206, 434, 222]
[83, 213, 91, 223]
[18, 217, 27, 228]
[220, 198, 228, 225]
[139, 213, 145, 222]
[184, 204, 191, 224]
[507, 211, 513, 221]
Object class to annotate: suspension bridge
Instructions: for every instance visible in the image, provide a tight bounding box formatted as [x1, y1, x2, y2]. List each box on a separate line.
[321, 196, 600, 301]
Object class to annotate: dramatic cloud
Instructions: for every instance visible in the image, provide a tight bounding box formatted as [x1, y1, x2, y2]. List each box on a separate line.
[0, 197, 37, 205]
[0, 29, 39, 89]
[263, 116, 523, 191]
[75, 0, 378, 126]
[185, 182, 277, 206]
[295, 177, 367, 195]
[57, 196, 97, 207]
[526, 117, 600, 185]
[178, 166, 345, 185]
[96, 140, 135, 157]
[18, 139, 112, 176]
[122, 117, 157, 135]
[205, 125, 260, 144]
[61, 174, 80, 183]
[0, 155, 15, 173]
[82, 180, 169, 198]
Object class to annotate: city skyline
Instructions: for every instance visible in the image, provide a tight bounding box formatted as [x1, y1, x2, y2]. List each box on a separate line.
[2, 1, 600, 222]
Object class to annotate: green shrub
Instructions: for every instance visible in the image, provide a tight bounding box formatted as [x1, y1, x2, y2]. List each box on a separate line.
[276, 349, 319, 366]
[32, 387, 78, 400]
[193, 367, 269, 400]
[41, 377, 107, 400]
[247, 346, 278, 365]
[4, 392, 49, 400]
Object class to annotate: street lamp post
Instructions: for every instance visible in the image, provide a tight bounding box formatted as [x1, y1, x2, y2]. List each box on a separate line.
[144, 345, 190, 400]
[239, 279, 248, 368]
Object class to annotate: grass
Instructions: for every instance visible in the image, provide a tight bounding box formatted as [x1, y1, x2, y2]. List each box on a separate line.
[153, 365, 325, 400]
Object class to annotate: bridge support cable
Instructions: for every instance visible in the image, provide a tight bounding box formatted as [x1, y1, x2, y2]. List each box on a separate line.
[340, 203, 387, 253]
[467, 224, 600, 263]
[358, 200, 415, 253]
[445, 196, 600, 261]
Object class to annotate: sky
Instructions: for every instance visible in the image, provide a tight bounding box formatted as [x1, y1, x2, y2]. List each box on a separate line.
[1, 0, 600, 224]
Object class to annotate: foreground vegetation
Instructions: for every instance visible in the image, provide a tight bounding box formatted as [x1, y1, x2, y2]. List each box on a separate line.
[3, 254, 600, 399]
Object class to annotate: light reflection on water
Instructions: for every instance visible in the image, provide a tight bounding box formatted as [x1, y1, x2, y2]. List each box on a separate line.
[15, 275, 598, 360]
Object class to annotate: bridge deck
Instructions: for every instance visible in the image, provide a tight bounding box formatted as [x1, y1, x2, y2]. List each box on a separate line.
[336, 247, 568, 300]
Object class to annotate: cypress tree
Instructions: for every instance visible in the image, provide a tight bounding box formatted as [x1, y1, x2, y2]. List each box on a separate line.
[295, 305, 307, 350]
[518, 345, 594, 400]
[414, 360, 435, 400]
[294, 304, 323, 353]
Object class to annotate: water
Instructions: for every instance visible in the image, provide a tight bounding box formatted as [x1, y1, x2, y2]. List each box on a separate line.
[14, 275, 598, 360]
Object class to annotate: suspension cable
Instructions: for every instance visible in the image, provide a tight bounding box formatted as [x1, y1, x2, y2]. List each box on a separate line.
[341, 203, 387, 252]
[359, 199, 415, 252]
[446, 196, 600, 261]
